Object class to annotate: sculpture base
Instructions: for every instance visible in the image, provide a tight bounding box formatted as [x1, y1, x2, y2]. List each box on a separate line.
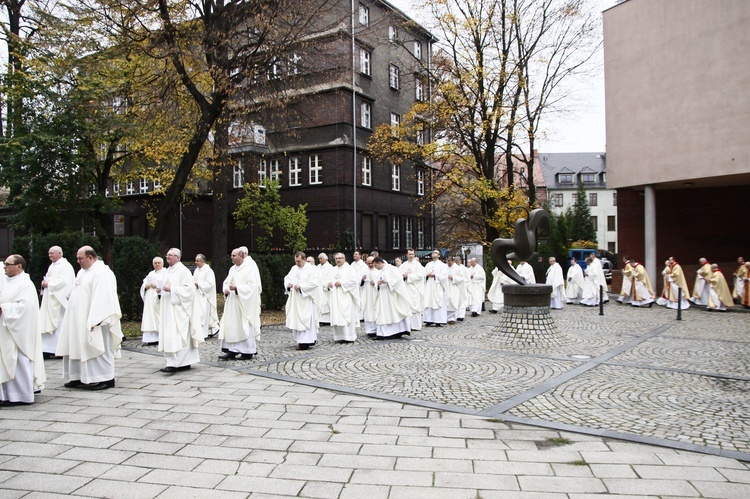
[492, 284, 564, 346]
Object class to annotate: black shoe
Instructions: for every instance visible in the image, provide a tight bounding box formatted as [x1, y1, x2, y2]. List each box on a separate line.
[81, 379, 115, 390]
[373, 336, 384, 340]
[366, 333, 377, 338]
[218, 352, 238, 360]
[176, 365, 192, 371]
[489, 310, 497, 314]
[237, 354, 255, 360]
[472, 312, 479, 317]
[1, 400, 32, 406]
[64, 380, 84, 388]
[457, 318, 464, 322]
[160, 366, 177, 373]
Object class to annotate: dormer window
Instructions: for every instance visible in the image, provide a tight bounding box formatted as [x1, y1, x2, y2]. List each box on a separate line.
[559, 174, 573, 183]
[581, 173, 596, 183]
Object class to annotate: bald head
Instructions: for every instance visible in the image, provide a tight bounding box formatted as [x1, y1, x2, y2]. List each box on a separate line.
[48, 246, 63, 262]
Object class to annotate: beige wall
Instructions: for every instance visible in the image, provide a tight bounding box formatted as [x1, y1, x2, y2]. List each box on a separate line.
[603, 0, 750, 189]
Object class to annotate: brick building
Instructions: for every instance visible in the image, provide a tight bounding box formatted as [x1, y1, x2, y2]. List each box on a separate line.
[111, 0, 436, 261]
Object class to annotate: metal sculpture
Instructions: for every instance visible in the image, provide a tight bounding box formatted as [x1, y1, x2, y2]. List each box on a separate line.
[489, 207, 550, 285]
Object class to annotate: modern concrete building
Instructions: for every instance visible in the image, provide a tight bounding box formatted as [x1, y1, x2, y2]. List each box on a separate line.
[603, 0, 750, 285]
[538, 152, 617, 253]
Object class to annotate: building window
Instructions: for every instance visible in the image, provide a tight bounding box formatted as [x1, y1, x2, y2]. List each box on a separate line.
[287, 53, 301, 75]
[270, 160, 280, 182]
[389, 25, 398, 42]
[405, 218, 413, 248]
[289, 157, 301, 186]
[361, 102, 371, 128]
[359, 48, 371, 76]
[414, 41, 422, 60]
[590, 216, 598, 230]
[415, 78, 425, 101]
[362, 157, 371, 186]
[389, 64, 400, 90]
[417, 169, 425, 196]
[552, 193, 563, 207]
[139, 178, 148, 193]
[417, 219, 425, 249]
[309, 155, 322, 185]
[589, 192, 598, 206]
[390, 112, 401, 136]
[391, 164, 401, 191]
[581, 173, 596, 183]
[613, 191, 617, 206]
[608, 242, 616, 253]
[126, 180, 135, 195]
[392, 217, 400, 249]
[559, 174, 573, 183]
[358, 4, 369, 26]
[607, 215, 616, 231]
[258, 160, 267, 187]
[233, 161, 244, 188]
[416, 128, 425, 146]
[153, 179, 161, 190]
[113, 182, 121, 195]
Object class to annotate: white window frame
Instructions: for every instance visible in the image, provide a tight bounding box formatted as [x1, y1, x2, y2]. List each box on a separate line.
[126, 180, 135, 195]
[258, 159, 267, 187]
[389, 64, 400, 90]
[391, 164, 401, 191]
[139, 178, 148, 193]
[289, 157, 301, 186]
[415, 78, 425, 101]
[359, 4, 369, 26]
[153, 178, 162, 190]
[287, 53, 301, 75]
[581, 173, 596, 183]
[233, 161, 245, 188]
[559, 173, 573, 183]
[417, 169, 425, 196]
[113, 182, 121, 195]
[414, 41, 422, 60]
[359, 48, 371, 76]
[553, 193, 563, 207]
[392, 217, 400, 249]
[405, 218, 413, 248]
[417, 219, 425, 249]
[362, 157, 372, 186]
[270, 159, 280, 182]
[361, 102, 371, 128]
[416, 128, 425, 146]
[589, 192, 598, 206]
[390, 112, 401, 136]
[389, 25, 398, 42]
[309, 155, 322, 185]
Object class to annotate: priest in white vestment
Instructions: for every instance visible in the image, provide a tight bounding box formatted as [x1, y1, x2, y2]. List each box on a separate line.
[193, 254, 219, 338]
[546, 257, 565, 309]
[445, 258, 465, 324]
[218, 248, 261, 360]
[351, 250, 369, 320]
[454, 259, 469, 321]
[158, 248, 204, 373]
[316, 253, 334, 324]
[37, 246, 75, 357]
[57, 246, 122, 390]
[707, 264, 734, 311]
[581, 255, 609, 307]
[423, 250, 448, 326]
[361, 257, 379, 338]
[139, 257, 165, 345]
[487, 261, 513, 312]
[691, 258, 712, 306]
[467, 258, 486, 316]
[285, 252, 320, 350]
[401, 248, 425, 330]
[516, 261, 536, 284]
[732, 257, 746, 303]
[326, 253, 359, 343]
[373, 258, 412, 339]
[0, 255, 45, 405]
[565, 258, 584, 305]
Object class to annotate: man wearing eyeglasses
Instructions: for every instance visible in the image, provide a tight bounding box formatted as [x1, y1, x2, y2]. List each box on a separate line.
[0, 255, 45, 405]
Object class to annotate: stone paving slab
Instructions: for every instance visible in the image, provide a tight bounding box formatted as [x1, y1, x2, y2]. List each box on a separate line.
[0, 302, 747, 496]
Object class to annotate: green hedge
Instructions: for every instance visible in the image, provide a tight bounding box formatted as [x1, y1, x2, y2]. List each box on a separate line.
[112, 237, 159, 321]
[12, 232, 100, 285]
[253, 253, 295, 310]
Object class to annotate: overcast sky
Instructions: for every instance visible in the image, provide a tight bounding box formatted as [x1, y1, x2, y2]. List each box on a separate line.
[388, 0, 616, 154]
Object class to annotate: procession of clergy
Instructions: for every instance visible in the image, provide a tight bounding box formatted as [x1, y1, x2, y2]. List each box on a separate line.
[3, 243, 748, 407]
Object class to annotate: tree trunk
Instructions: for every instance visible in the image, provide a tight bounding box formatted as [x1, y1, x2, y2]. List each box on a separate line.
[210, 116, 230, 285]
